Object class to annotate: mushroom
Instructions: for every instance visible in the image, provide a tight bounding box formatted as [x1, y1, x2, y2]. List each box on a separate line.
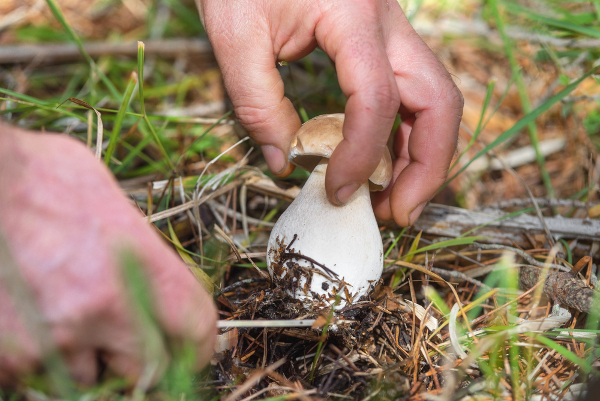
[266, 114, 393, 308]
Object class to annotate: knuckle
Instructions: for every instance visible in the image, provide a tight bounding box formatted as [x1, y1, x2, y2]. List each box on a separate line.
[433, 166, 450, 183]
[53, 287, 119, 349]
[365, 82, 400, 117]
[449, 85, 465, 115]
[234, 104, 277, 136]
[437, 80, 464, 117]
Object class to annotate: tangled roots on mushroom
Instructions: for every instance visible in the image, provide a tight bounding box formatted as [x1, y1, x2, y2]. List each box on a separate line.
[268, 235, 363, 308]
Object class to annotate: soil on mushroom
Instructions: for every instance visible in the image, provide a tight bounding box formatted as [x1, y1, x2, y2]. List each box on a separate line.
[267, 235, 359, 308]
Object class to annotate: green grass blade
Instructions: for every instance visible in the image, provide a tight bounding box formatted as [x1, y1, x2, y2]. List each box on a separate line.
[404, 231, 422, 264]
[0, 94, 86, 123]
[503, 1, 600, 39]
[509, 333, 522, 401]
[167, 220, 215, 293]
[113, 134, 154, 174]
[491, 0, 554, 198]
[0, 105, 37, 115]
[137, 42, 146, 117]
[175, 110, 233, 167]
[309, 294, 340, 383]
[442, 74, 514, 193]
[402, 236, 485, 260]
[551, 329, 600, 334]
[0, 88, 52, 107]
[585, 288, 600, 332]
[424, 286, 451, 316]
[119, 139, 164, 171]
[558, 238, 572, 265]
[44, 0, 121, 101]
[389, 231, 421, 287]
[532, 333, 593, 374]
[119, 250, 169, 395]
[384, 227, 408, 259]
[142, 116, 175, 170]
[445, 66, 598, 184]
[104, 72, 138, 165]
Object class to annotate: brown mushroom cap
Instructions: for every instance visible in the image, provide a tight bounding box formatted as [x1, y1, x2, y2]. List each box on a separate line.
[289, 114, 393, 191]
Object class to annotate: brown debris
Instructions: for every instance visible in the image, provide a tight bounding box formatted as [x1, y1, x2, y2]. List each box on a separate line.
[520, 264, 598, 313]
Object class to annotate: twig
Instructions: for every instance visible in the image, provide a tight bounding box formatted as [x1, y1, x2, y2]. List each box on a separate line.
[414, 18, 600, 49]
[520, 266, 596, 313]
[0, 38, 215, 65]
[226, 252, 266, 263]
[414, 204, 600, 251]
[213, 277, 269, 298]
[475, 244, 569, 272]
[148, 178, 244, 222]
[221, 358, 286, 401]
[429, 267, 491, 291]
[329, 345, 360, 372]
[470, 282, 541, 327]
[486, 147, 556, 247]
[209, 201, 274, 227]
[280, 252, 340, 280]
[479, 198, 595, 211]
[216, 319, 356, 329]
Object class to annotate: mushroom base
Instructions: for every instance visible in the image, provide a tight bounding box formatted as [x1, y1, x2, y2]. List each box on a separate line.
[266, 162, 383, 309]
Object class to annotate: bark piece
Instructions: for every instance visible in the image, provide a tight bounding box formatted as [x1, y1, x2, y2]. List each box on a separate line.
[519, 266, 597, 313]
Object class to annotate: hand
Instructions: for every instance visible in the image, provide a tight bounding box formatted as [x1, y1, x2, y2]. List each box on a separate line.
[0, 125, 217, 385]
[196, 0, 463, 226]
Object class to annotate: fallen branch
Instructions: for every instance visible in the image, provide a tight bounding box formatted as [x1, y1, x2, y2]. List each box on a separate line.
[520, 266, 597, 313]
[0, 38, 215, 65]
[414, 204, 600, 248]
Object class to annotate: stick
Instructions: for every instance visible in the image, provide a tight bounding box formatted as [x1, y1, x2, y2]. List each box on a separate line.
[0, 38, 215, 65]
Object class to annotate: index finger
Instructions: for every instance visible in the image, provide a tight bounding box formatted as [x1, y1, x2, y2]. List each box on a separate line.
[315, 3, 400, 205]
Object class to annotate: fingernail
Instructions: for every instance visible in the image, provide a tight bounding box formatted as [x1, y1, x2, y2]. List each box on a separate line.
[261, 145, 286, 175]
[335, 183, 361, 205]
[408, 201, 427, 226]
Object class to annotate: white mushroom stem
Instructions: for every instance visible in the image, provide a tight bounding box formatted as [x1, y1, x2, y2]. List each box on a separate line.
[267, 159, 383, 308]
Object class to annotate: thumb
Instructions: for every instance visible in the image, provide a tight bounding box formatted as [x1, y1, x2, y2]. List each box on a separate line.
[211, 30, 300, 176]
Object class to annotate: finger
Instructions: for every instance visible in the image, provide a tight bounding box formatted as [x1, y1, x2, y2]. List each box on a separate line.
[316, 3, 400, 204]
[103, 351, 145, 383]
[377, 6, 463, 226]
[390, 76, 462, 226]
[151, 261, 218, 370]
[137, 231, 218, 370]
[99, 319, 168, 384]
[0, 350, 37, 388]
[90, 179, 218, 374]
[207, 12, 303, 177]
[64, 349, 98, 385]
[372, 114, 414, 221]
[389, 109, 460, 226]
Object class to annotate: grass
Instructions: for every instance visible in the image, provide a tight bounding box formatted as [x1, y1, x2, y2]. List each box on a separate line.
[1, 0, 600, 399]
[492, 0, 555, 200]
